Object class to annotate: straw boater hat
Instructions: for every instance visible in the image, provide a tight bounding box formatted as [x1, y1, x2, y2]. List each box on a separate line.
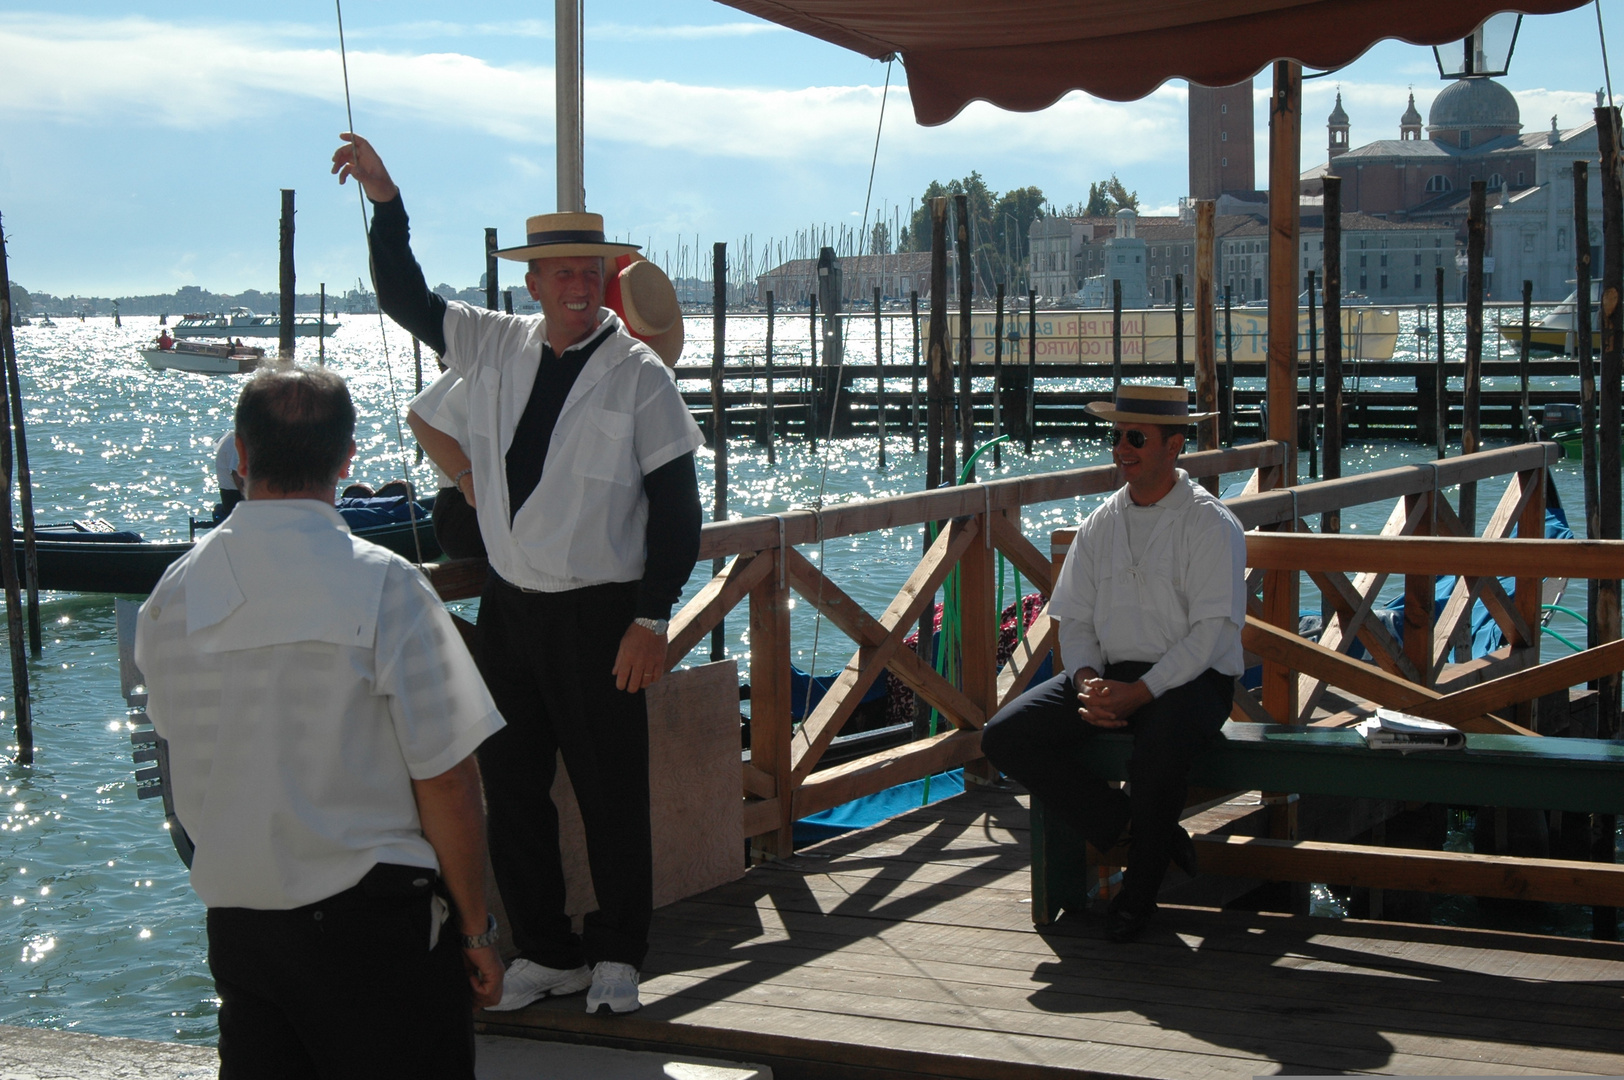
[613, 257, 684, 367]
[1085, 384, 1216, 425]
[494, 211, 640, 261]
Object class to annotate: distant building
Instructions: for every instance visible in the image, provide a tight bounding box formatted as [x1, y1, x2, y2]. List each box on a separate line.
[1189, 79, 1258, 201]
[755, 252, 947, 306]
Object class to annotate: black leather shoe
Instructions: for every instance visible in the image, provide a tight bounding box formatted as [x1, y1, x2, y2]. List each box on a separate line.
[1169, 825, 1199, 878]
[1104, 906, 1153, 943]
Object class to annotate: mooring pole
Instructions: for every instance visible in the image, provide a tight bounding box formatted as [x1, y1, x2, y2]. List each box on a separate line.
[412, 336, 424, 465]
[1174, 272, 1186, 386]
[927, 198, 950, 489]
[1577, 160, 1600, 649]
[1222, 288, 1235, 446]
[1519, 280, 1533, 439]
[711, 243, 728, 663]
[485, 228, 499, 311]
[0, 216, 39, 661]
[910, 290, 921, 453]
[0, 221, 30, 762]
[992, 283, 1005, 469]
[1323, 177, 1343, 533]
[319, 283, 327, 365]
[1436, 267, 1448, 459]
[1111, 278, 1123, 396]
[1307, 269, 1318, 479]
[874, 286, 885, 469]
[279, 189, 296, 360]
[764, 290, 775, 465]
[953, 194, 974, 479]
[808, 294, 818, 451]
[1026, 288, 1037, 453]
[1461, 180, 1487, 533]
[1194, 200, 1219, 486]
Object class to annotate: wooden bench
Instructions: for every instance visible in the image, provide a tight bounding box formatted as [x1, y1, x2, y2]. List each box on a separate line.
[1030, 721, 1624, 923]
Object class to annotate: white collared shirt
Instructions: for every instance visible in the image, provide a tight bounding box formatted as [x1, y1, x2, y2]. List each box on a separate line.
[135, 500, 504, 910]
[408, 368, 471, 488]
[439, 303, 704, 592]
[1051, 470, 1246, 696]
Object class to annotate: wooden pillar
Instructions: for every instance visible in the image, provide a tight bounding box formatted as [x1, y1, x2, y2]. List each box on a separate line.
[1577, 161, 1600, 646]
[992, 283, 1005, 469]
[1111, 279, 1123, 394]
[1519, 280, 1533, 439]
[1174, 272, 1186, 385]
[960, 513, 998, 786]
[1436, 267, 1449, 459]
[874, 287, 886, 469]
[1306, 270, 1318, 478]
[807, 295, 819, 450]
[1025, 288, 1037, 453]
[764, 291, 776, 463]
[1595, 105, 1622, 743]
[911, 290, 921, 454]
[1222, 288, 1236, 445]
[278, 189, 296, 360]
[1262, 59, 1302, 733]
[1461, 180, 1487, 532]
[748, 550, 793, 860]
[954, 194, 974, 478]
[0, 218, 30, 763]
[1402, 491, 1434, 688]
[926, 198, 951, 490]
[1193, 200, 1219, 487]
[319, 283, 326, 366]
[1322, 177, 1343, 520]
[711, 242, 728, 664]
[485, 228, 499, 311]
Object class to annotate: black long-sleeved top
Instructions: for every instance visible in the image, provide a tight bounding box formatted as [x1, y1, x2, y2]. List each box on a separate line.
[369, 195, 700, 620]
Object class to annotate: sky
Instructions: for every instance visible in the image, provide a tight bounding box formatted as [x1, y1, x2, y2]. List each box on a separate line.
[0, 1, 1615, 297]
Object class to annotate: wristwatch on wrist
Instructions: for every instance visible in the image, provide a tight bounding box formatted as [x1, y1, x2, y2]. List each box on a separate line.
[461, 913, 499, 950]
[633, 617, 669, 636]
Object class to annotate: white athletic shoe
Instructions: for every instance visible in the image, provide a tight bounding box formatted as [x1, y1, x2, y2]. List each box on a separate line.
[485, 958, 592, 1012]
[584, 961, 641, 1014]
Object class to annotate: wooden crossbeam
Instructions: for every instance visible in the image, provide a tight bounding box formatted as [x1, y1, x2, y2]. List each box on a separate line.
[667, 551, 773, 667]
[1413, 637, 1624, 727]
[1243, 535, 1624, 577]
[782, 548, 985, 731]
[741, 762, 776, 800]
[788, 518, 980, 783]
[988, 511, 1054, 596]
[1430, 494, 1536, 674]
[793, 728, 984, 819]
[995, 611, 1058, 712]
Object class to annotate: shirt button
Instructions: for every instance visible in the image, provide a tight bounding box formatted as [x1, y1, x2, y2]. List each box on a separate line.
[313, 911, 324, 922]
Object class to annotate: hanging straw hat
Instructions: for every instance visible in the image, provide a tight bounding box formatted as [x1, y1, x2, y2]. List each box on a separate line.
[615, 258, 684, 366]
[1085, 383, 1216, 425]
[494, 211, 640, 261]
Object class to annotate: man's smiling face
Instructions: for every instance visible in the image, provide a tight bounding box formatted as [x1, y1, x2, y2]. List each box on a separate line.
[526, 256, 606, 349]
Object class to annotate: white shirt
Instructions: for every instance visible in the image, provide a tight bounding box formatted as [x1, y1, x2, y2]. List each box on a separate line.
[440, 303, 704, 593]
[1051, 470, 1246, 698]
[214, 432, 238, 492]
[135, 499, 505, 910]
[408, 368, 471, 489]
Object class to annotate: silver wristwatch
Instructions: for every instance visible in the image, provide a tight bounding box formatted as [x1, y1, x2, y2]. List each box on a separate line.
[633, 617, 669, 635]
[461, 913, 499, 950]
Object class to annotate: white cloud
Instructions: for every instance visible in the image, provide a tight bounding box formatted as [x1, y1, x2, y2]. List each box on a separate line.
[590, 22, 785, 40]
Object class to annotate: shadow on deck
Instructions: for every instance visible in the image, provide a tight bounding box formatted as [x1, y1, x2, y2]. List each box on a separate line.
[477, 787, 1624, 1079]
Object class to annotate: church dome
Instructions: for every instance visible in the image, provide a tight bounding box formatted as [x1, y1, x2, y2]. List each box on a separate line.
[1427, 77, 1520, 134]
[1401, 93, 1422, 128]
[1328, 92, 1349, 126]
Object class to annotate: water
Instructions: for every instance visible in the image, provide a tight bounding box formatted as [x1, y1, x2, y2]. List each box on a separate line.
[0, 311, 1602, 1044]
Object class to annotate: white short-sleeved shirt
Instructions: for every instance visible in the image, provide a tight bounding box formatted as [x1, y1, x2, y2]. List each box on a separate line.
[439, 303, 704, 592]
[135, 499, 505, 910]
[408, 368, 471, 489]
[214, 432, 238, 492]
[1051, 470, 1247, 687]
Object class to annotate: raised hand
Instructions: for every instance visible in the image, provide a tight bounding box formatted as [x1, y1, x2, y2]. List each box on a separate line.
[331, 132, 400, 203]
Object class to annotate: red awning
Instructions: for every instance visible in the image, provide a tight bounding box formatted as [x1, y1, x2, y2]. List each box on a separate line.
[715, 1, 1590, 123]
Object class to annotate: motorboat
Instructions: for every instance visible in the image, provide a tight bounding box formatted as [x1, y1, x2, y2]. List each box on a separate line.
[142, 339, 265, 375]
[1497, 282, 1603, 357]
[172, 307, 338, 339]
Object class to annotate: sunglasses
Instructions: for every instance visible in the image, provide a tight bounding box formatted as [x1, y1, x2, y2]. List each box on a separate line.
[1108, 429, 1151, 448]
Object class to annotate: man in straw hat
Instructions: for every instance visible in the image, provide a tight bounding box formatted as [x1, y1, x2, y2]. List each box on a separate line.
[333, 133, 703, 1014]
[980, 383, 1245, 943]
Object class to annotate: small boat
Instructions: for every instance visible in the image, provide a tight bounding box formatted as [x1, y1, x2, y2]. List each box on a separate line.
[142, 340, 265, 375]
[173, 307, 339, 339]
[17, 500, 442, 595]
[1497, 282, 1602, 357]
[36, 313, 56, 327]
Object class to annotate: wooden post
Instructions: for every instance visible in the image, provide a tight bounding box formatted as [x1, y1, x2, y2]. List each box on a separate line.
[1026, 289, 1037, 453]
[1174, 273, 1186, 385]
[1596, 103, 1623, 941]
[1323, 177, 1343, 535]
[1307, 270, 1318, 479]
[0, 217, 39, 662]
[412, 336, 424, 464]
[748, 550, 793, 860]
[992, 283, 1005, 469]
[874, 287, 885, 469]
[1222, 288, 1236, 445]
[1519, 280, 1533, 439]
[910, 290, 921, 454]
[279, 189, 295, 360]
[808, 294, 818, 451]
[1436, 267, 1448, 459]
[764, 290, 775, 464]
[711, 242, 728, 664]
[1577, 160, 1600, 649]
[0, 220, 30, 763]
[954, 194, 974, 478]
[1111, 278, 1123, 395]
[928, 198, 953, 487]
[1262, 59, 1302, 740]
[485, 228, 498, 311]
[504, 290, 514, 315]
[959, 509, 998, 787]
[318, 283, 326, 366]
[1194, 200, 1219, 479]
[1461, 180, 1487, 534]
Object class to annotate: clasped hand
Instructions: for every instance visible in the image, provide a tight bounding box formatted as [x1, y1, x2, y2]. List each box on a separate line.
[1076, 674, 1151, 728]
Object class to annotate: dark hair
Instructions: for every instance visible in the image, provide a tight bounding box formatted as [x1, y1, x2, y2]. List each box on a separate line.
[234, 365, 356, 494]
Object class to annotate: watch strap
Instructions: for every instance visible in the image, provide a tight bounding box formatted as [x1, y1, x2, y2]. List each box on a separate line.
[461, 912, 499, 950]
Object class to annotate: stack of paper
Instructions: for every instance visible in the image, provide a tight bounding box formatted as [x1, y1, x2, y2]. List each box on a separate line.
[1354, 709, 1466, 752]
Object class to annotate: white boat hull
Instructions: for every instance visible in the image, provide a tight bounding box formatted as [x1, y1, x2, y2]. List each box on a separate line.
[142, 348, 260, 375]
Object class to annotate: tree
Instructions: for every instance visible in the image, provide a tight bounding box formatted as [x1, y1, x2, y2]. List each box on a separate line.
[1084, 174, 1139, 217]
[870, 220, 891, 255]
[991, 186, 1046, 290]
[8, 282, 30, 317]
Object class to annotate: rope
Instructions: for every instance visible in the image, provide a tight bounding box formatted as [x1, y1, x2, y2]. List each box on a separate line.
[336, 0, 426, 566]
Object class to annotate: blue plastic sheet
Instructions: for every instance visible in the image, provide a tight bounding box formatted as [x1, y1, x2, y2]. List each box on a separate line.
[793, 768, 966, 846]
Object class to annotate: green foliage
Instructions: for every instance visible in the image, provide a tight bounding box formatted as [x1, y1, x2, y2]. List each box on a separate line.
[1083, 174, 1139, 217]
[904, 174, 1046, 294]
[870, 221, 891, 256]
[7, 281, 29, 316]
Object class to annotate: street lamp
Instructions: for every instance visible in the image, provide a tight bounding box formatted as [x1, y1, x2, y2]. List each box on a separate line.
[1433, 12, 1520, 79]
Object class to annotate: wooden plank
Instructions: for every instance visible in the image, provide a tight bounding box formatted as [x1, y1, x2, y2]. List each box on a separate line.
[957, 517, 999, 784]
[742, 761, 775, 800]
[1244, 534, 1624, 578]
[1418, 637, 1624, 728]
[669, 551, 772, 666]
[988, 510, 1053, 595]
[789, 518, 979, 783]
[1195, 834, 1624, 906]
[747, 550, 793, 855]
[793, 729, 985, 819]
[995, 612, 1057, 711]
[741, 796, 781, 839]
[1244, 615, 1438, 715]
[1431, 494, 1538, 656]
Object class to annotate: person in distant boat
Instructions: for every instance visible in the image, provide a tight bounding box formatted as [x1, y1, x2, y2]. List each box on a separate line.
[212, 430, 243, 520]
[334, 132, 703, 1016]
[156, 328, 175, 350]
[980, 385, 1245, 943]
[136, 365, 507, 1076]
[407, 368, 486, 561]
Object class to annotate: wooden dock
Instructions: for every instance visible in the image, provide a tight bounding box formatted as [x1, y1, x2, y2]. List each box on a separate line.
[477, 785, 1624, 1080]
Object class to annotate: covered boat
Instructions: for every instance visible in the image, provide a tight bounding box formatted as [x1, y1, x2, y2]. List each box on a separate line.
[1496, 282, 1603, 356]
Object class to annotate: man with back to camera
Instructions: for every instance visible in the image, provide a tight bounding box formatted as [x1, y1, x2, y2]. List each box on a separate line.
[980, 384, 1246, 943]
[136, 365, 507, 1077]
[332, 132, 704, 1014]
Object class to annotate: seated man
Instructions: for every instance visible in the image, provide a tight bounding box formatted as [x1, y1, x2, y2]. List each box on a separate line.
[981, 384, 1245, 943]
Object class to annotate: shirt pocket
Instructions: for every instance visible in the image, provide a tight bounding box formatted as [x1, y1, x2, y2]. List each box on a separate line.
[575, 407, 638, 486]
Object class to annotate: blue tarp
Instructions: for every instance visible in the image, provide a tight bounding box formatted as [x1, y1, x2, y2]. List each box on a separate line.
[793, 768, 965, 846]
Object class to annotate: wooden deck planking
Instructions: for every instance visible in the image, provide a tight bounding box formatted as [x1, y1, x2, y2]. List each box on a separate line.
[479, 788, 1624, 1080]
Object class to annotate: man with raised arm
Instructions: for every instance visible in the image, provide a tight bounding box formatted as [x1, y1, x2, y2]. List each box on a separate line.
[332, 133, 704, 1015]
[137, 366, 506, 1076]
[980, 384, 1245, 942]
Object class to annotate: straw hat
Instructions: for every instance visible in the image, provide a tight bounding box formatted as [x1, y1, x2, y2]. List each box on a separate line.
[612, 256, 684, 366]
[1085, 383, 1216, 425]
[495, 211, 640, 261]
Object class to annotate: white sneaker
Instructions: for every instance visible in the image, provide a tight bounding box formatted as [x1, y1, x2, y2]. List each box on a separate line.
[584, 960, 641, 1014]
[485, 958, 592, 1012]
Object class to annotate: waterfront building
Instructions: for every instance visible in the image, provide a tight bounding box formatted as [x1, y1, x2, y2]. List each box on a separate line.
[755, 251, 946, 306]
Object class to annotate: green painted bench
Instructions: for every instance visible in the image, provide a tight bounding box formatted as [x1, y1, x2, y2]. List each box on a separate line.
[1030, 721, 1624, 923]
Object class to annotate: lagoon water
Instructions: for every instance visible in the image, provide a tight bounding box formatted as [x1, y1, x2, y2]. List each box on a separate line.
[0, 308, 1598, 1044]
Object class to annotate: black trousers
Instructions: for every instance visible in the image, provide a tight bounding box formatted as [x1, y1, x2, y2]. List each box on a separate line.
[981, 662, 1233, 915]
[475, 577, 652, 970]
[207, 864, 473, 1080]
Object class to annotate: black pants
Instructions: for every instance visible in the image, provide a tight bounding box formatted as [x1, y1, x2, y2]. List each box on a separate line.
[207, 864, 473, 1080]
[475, 577, 652, 970]
[981, 662, 1233, 916]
